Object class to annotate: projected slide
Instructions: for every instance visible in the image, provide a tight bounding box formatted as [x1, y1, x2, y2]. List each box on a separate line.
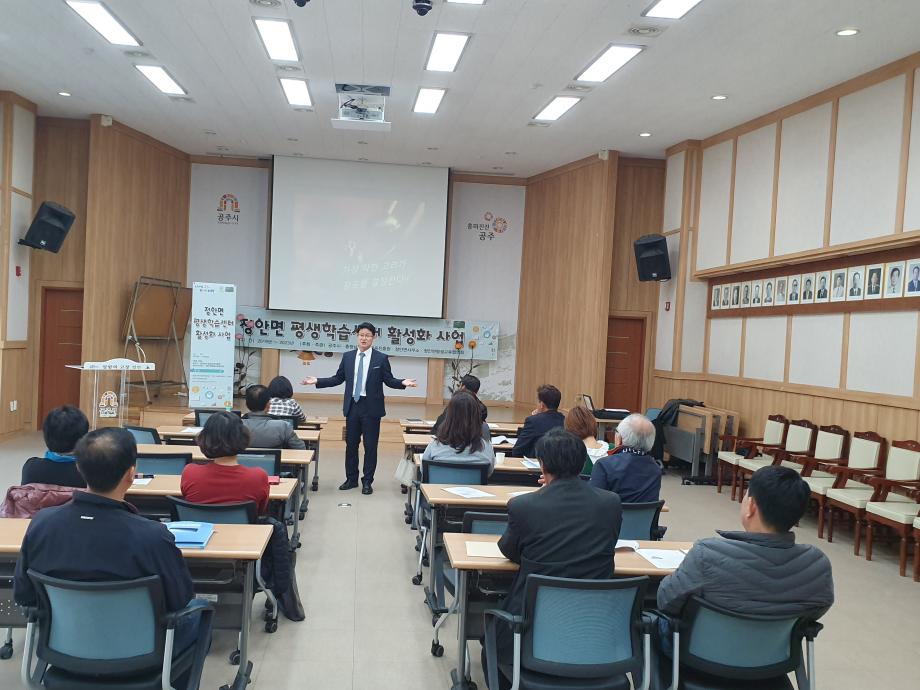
[269, 156, 448, 317]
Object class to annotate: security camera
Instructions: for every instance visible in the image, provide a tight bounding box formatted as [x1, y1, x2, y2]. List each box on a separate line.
[293, 0, 310, 6]
[412, 0, 433, 16]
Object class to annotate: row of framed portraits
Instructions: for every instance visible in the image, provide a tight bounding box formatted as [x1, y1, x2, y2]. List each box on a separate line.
[711, 259, 920, 310]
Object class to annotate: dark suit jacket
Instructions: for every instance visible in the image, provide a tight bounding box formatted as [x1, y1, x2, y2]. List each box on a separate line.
[908, 279, 920, 293]
[510, 410, 564, 457]
[315, 349, 405, 418]
[498, 477, 622, 615]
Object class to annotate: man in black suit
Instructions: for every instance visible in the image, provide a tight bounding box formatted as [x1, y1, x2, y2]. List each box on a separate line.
[908, 265, 920, 294]
[510, 384, 564, 457]
[816, 276, 828, 299]
[483, 428, 622, 690]
[301, 322, 416, 494]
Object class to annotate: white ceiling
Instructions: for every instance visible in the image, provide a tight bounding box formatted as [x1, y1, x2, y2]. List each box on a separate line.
[1, 0, 919, 177]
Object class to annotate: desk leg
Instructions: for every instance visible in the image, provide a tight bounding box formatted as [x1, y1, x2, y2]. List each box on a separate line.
[424, 507, 441, 617]
[225, 561, 255, 690]
[290, 476, 302, 550]
[310, 441, 320, 492]
[449, 569, 473, 690]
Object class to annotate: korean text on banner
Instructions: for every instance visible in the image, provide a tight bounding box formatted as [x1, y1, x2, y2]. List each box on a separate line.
[190, 282, 237, 409]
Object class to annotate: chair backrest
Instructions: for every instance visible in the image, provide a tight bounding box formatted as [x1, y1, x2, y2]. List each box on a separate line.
[194, 409, 241, 426]
[677, 596, 806, 680]
[268, 414, 298, 430]
[461, 511, 508, 535]
[847, 432, 886, 471]
[522, 575, 648, 679]
[644, 408, 661, 422]
[618, 501, 665, 540]
[135, 452, 191, 476]
[124, 425, 161, 445]
[28, 570, 165, 676]
[422, 459, 490, 485]
[237, 449, 282, 476]
[814, 425, 849, 460]
[784, 420, 815, 454]
[885, 440, 920, 481]
[167, 496, 257, 524]
[762, 414, 788, 446]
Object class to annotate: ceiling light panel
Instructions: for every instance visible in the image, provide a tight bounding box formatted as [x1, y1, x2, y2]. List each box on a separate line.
[446, 0, 486, 4]
[254, 18, 299, 61]
[426, 33, 470, 72]
[414, 88, 446, 114]
[642, 0, 704, 19]
[135, 65, 186, 95]
[576, 44, 643, 82]
[534, 96, 580, 122]
[65, 1, 140, 46]
[280, 78, 312, 106]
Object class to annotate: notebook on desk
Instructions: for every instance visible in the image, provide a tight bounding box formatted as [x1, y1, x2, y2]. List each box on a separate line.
[166, 522, 215, 549]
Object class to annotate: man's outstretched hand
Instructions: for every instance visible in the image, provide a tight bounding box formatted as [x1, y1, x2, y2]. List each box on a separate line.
[301, 377, 317, 386]
[402, 379, 418, 388]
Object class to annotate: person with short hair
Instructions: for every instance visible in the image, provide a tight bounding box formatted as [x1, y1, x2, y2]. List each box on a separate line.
[181, 412, 269, 514]
[510, 384, 564, 457]
[789, 279, 800, 301]
[907, 265, 920, 294]
[589, 413, 662, 502]
[850, 272, 863, 296]
[816, 275, 828, 299]
[14, 428, 207, 686]
[803, 277, 814, 300]
[21, 405, 89, 488]
[422, 391, 495, 472]
[432, 374, 488, 435]
[243, 384, 306, 450]
[564, 406, 613, 475]
[266, 375, 307, 424]
[483, 428, 623, 689]
[888, 266, 903, 295]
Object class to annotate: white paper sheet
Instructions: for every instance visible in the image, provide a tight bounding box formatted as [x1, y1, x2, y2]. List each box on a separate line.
[636, 549, 686, 569]
[181, 427, 203, 433]
[444, 487, 495, 499]
[132, 478, 153, 486]
[615, 539, 640, 551]
[491, 436, 517, 446]
[521, 459, 540, 469]
[466, 541, 505, 558]
[509, 490, 536, 497]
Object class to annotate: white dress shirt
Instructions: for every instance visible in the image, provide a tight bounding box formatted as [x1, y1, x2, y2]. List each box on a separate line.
[353, 347, 372, 398]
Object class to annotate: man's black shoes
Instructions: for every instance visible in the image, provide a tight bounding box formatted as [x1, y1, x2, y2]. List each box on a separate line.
[339, 481, 358, 490]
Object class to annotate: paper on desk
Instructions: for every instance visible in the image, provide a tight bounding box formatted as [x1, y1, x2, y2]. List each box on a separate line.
[424, 420, 436, 425]
[444, 487, 495, 499]
[636, 549, 686, 569]
[181, 426, 203, 433]
[132, 478, 152, 486]
[615, 539, 640, 551]
[509, 490, 536, 497]
[466, 541, 505, 558]
[521, 459, 540, 469]
[491, 435, 516, 446]
[488, 423, 498, 429]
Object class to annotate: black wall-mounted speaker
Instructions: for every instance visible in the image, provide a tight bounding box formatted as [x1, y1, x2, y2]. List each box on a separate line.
[18, 201, 75, 253]
[634, 233, 671, 282]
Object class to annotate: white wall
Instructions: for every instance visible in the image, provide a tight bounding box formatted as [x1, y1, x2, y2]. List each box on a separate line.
[696, 140, 733, 271]
[654, 233, 681, 370]
[730, 124, 776, 264]
[6, 105, 35, 341]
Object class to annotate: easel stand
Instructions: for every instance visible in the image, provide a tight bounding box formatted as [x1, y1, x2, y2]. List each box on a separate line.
[67, 359, 156, 429]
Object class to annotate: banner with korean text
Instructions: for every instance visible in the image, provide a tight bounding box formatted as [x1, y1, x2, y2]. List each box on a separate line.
[189, 282, 237, 409]
[235, 307, 498, 360]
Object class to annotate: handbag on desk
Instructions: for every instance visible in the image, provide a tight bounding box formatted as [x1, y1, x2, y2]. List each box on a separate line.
[394, 456, 416, 485]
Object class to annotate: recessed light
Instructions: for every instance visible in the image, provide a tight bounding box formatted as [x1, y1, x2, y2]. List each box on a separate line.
[504, 151, 517, 155]
[426, 147, 439, 151]
[279, 78, 312, 107]
[250, 0, 281, 7]
[492, 166, 503, 170]
[357, 140, 368, 145]
[836, 27, 860, 37]
[216, 145, 230, 152]
[203, 129, 217, 135]
[65, 1, 140, 46]
[420, 162, 432, 166]
[446, 0, 485, 4]
[58, 91, 72, 97]
[426, 33, 469, 72]
[286, 137, 299, 142]
[642, 0, 704, 20]
[534, 96, 581, 122]
[254, 18, 299, 62]
[293, 152, 305, 157]
[135, 65, 186, 95]
[358, 157, 369, 161]
[576, 44, 643, 83]
[639, 132, 652, 137]
[414, 87, 446, 114]
[711, 94, 727, 100]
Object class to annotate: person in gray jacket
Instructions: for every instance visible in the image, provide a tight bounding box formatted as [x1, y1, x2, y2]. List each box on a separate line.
[422, 391, 495, 473]
[242, 385, 306, 450]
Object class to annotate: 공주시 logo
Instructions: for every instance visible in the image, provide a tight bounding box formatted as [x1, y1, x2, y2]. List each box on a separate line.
[217, 193, 240, 224]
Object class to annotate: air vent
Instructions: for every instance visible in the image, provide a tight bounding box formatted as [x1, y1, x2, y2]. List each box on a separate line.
[277, 64, 302, 72]
[527, 121, 551, 127]
[628, 25, 664, 37]
[336, 83, 390, 96]
[250, 0, 281, 6]
[169, 96, 195, 103]
[564, 84, 594, 93]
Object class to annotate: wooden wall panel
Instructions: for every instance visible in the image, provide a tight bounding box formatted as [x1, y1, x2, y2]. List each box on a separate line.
[80, 117, 190, 411]
[515, 155, 617, 407]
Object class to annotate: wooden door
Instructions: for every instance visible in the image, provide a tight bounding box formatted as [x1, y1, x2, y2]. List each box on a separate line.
[604, 317, 645, 412]
[39, 289, 83, 420]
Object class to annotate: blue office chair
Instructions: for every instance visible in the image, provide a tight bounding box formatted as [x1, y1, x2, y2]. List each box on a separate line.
[136, 452, 192, 476]
[237, 450, 282, 476]
[620, 500, 666, 541]
[645, 408, 662, 422]
[194, 409, 241, 426]
[21, 571, 213, 690]
[167, 497, 279, 637]
[664, 596, 823, 690]
[267, 415, 299, 430]
[484, 575, 652, 690]
[431, 511, 510, 657]
[125, 425, 162, 445]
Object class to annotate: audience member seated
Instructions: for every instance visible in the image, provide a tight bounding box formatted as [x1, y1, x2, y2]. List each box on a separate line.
[510, 384, 564, 458]
[422, 391, 495, 473]
[432, 374, 488, 434]
[14, 428, 208, 689]
[20, 405, 89, 488]
[266, 375, 307, 424]
[564, 405, 613, 475]
[182, 412, 269, 514]
[655, 466, 834, 661]
[484, 428, 622, 690]
[243, 384, 307, 450]
[589, 413, 662, 502]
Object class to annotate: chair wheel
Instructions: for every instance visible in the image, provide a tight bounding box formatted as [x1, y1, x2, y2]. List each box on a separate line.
[311, 480, 318, 491]
[265, 619, 278, 633]
[422, 556, 429, 567]
[431, 642, 444, 657]
[411, 574, 423, 585]
[401, 485, 408, 494]
[405, 515, 412, 524]
[0, 642, 12, 660]
[299, 510, 307, 519]
[229, 649, 241, 665]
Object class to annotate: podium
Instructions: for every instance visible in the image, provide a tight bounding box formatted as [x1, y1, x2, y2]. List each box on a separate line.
[67, 358, 156, 428]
